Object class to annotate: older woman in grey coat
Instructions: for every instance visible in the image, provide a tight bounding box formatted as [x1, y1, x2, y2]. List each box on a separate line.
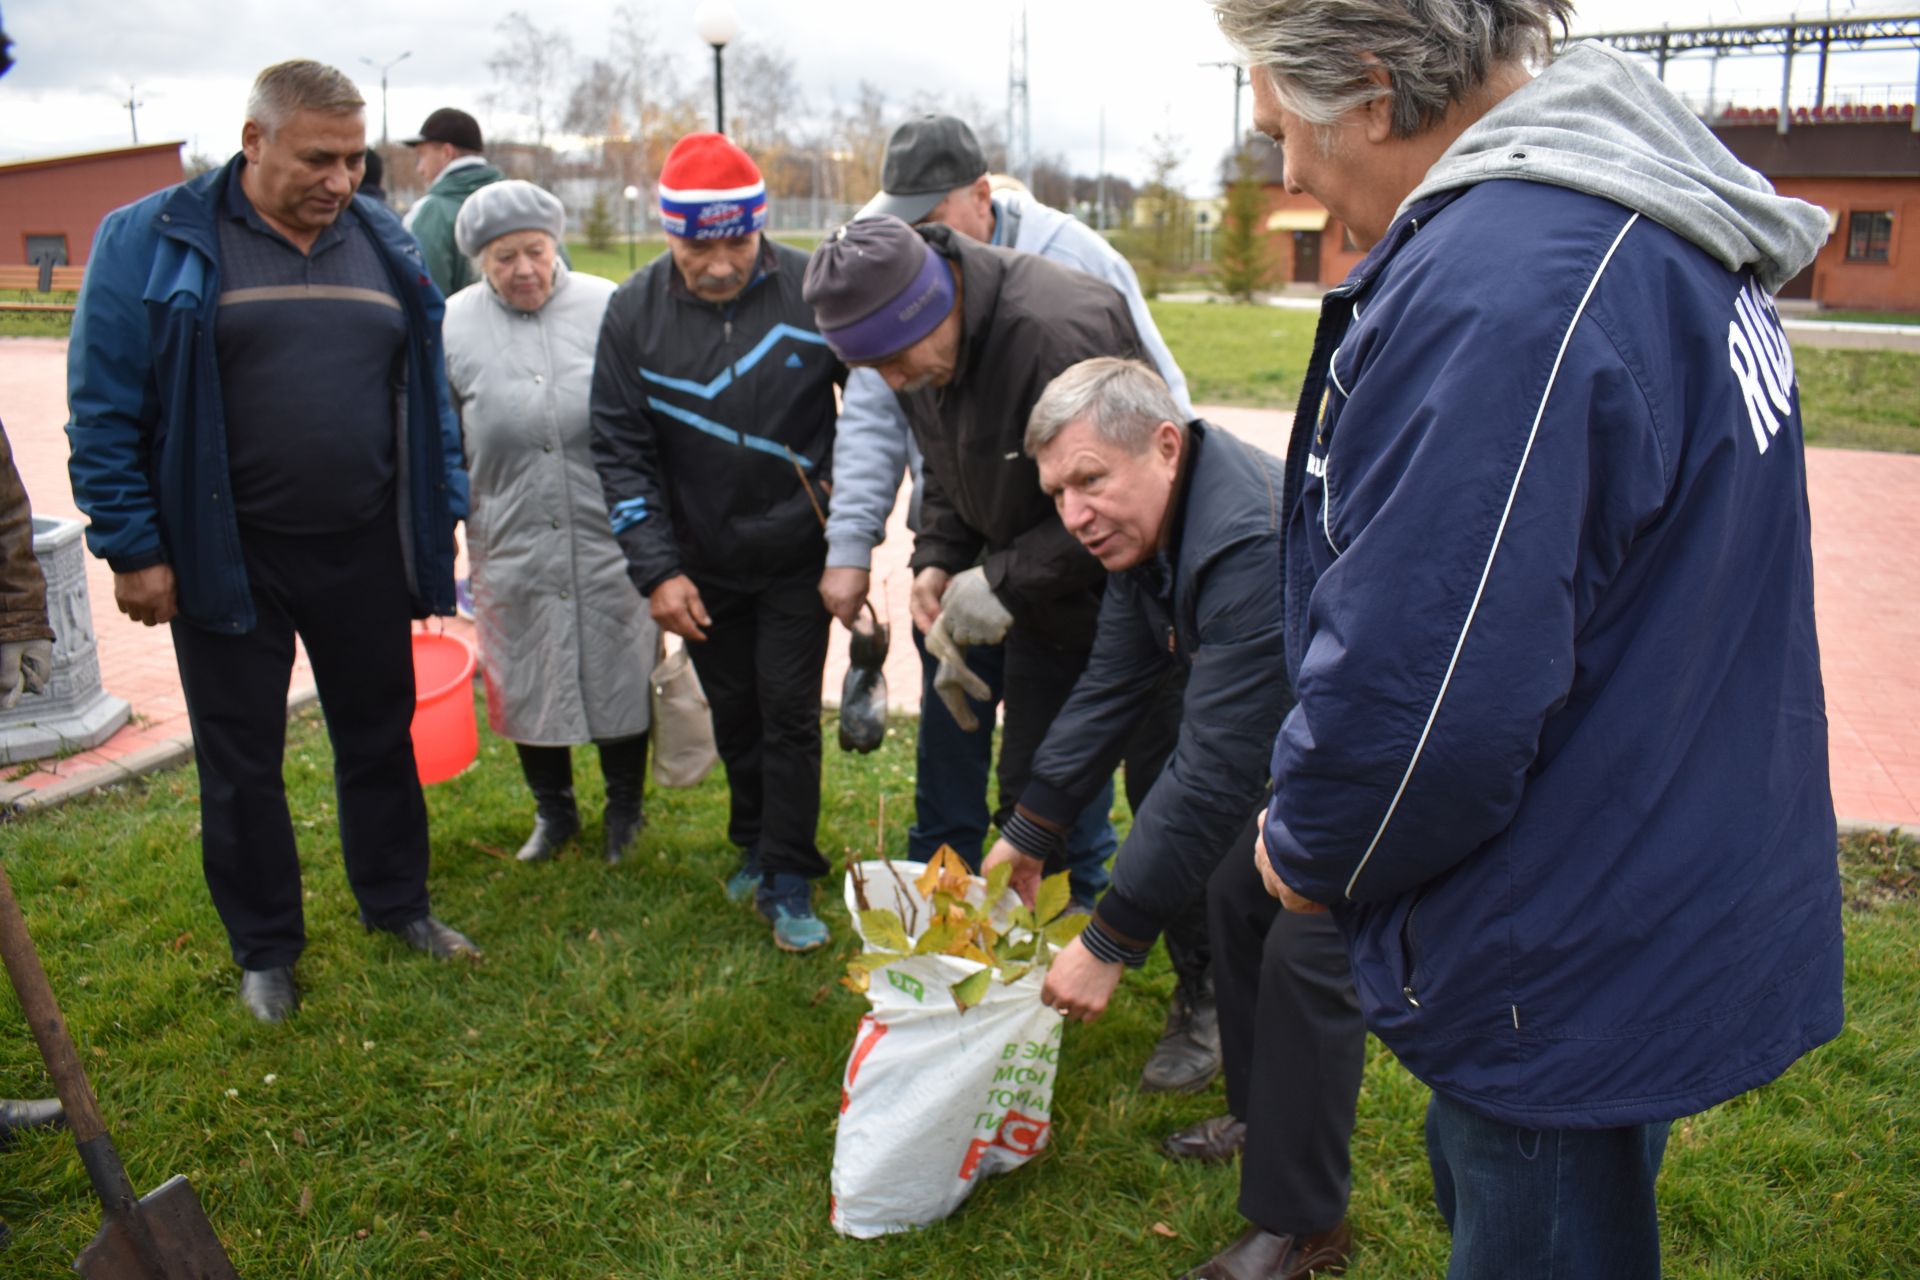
[443, 181, 657, 863]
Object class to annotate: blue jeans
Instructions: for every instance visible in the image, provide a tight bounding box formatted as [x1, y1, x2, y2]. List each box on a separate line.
[907, 628, 1115, 903]
[1426, 1090, 1671, 1280]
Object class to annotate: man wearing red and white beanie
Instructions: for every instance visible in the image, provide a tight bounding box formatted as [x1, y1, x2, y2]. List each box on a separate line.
[590, 133, 846, 953]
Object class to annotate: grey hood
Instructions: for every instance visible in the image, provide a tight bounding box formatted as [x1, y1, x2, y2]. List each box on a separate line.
[1403, 42, 1829, 291]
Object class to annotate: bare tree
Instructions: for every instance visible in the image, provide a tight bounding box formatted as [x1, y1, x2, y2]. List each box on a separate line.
[830, 81, 893, 210]
[611, 3, 697, 193]
[488, 11, 573, 153]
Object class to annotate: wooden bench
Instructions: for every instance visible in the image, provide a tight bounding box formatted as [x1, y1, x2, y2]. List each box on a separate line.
[0, 263, 84, 314]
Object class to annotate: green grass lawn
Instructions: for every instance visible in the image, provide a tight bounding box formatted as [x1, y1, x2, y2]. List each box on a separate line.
[1, 703, 1914, 1277]
[1812, 309, 1920, 326]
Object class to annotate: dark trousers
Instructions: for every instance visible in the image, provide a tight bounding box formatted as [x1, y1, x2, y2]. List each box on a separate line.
[1209, 818, 1366, 1236]
[515, 735, 649, 804]
[171, 514, 431, 971]
[683, 573, 831, 880]
[1113, 667, 1211, 980]
[1427, 1091, 1670, 1280]
[907, 627, 1116, 903]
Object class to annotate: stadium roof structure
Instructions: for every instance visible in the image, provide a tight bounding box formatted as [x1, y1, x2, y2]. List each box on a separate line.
[1570, 5, 1920, 130]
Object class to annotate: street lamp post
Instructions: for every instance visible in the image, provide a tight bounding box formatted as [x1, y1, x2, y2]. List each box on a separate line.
[623, 185, 641, 274]
[359, 50, 412, 150]
[693, 0, 739, 135]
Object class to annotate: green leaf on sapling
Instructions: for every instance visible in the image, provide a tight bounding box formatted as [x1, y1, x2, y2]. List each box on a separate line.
[860, 909, 911, 954]
[1034, 871, 1072, 927]
[950, 968, 993, 1012]
[1044, 913, 1091, 946]
[984, 860, 1014, 904]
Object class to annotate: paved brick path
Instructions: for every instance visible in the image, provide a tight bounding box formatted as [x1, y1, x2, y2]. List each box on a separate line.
[3, 338, 1915, 827]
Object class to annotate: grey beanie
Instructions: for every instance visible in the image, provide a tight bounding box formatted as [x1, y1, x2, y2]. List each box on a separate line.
[802, 215, 955, 363]
[454, 180, 565, 258]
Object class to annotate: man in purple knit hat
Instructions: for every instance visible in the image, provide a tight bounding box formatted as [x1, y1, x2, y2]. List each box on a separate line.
[802, 215, 1182, 980]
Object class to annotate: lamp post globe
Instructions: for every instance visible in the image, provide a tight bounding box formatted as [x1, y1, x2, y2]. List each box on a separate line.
[692, 0, 738, 135]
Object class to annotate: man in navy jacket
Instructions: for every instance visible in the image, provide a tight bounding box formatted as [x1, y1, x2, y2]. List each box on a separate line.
[1212, 2, 1843, 1277]
[983, 359, 1365, 1279]
[67, 61, 477, 1024]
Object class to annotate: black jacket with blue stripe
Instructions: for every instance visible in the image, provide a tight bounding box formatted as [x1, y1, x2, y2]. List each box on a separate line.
[590, 237, 844, 595]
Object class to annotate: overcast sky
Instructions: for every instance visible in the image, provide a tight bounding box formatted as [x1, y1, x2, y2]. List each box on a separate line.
[3, 0, 1916, 193]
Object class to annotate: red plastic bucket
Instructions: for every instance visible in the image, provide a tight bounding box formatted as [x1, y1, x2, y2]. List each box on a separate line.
[410, 629, 477, 784]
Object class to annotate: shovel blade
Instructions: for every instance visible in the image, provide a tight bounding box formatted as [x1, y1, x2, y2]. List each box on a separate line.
[73, 1175, 241, 1280]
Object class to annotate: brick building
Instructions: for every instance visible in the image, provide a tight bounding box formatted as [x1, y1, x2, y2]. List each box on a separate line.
[1247, 145, 1364, 290]
[1712, 107, 1920, 312]
[0, 142, 185, 269]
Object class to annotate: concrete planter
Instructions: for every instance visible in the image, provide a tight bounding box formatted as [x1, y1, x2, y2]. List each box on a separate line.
[0, 516, 130, 764]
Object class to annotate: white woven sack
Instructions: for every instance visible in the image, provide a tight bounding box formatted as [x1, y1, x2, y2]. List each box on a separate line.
[829, 862, 1063, 1239]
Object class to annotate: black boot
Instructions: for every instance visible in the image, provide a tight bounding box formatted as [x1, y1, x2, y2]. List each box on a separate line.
[514, 744, 579, 862]
[1141, 968, 1223, 1094]
[598, 732, 649, 865]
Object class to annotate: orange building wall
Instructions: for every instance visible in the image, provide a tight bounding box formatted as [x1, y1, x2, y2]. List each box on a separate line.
[1774, 176, 1920, 312]
[1257, 188, 1365, 288]
[0, 143, 185, 267]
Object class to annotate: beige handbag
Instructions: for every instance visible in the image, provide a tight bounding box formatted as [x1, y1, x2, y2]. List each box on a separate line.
[650, 636, 719, 788]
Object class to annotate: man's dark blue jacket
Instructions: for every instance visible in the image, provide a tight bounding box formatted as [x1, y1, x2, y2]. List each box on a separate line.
[1266, 168, 1844, 1130]
[1020, 420, 1291, 952]
[66, 155, 468, 633]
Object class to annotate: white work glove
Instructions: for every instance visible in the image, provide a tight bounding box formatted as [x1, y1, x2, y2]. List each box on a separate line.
[922, 568, 1012, 732]
[0, 639, 52, 710]
[936, 567, 1014, 647]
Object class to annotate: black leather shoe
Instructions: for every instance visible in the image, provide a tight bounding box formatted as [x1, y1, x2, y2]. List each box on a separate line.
[1178, 1222, 1351, 1279]
[602, 807, 645, 865]
[1141, 973, 1222, 1093]
[374, 914, 482, 960]
[0, 1098, 64, 1145]
[1162, 1112, 1247, 1163]
[239, 967, 299, 1023]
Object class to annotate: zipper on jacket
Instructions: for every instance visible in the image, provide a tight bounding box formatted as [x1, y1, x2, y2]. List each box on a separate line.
[1398, 894, 1426, 1008]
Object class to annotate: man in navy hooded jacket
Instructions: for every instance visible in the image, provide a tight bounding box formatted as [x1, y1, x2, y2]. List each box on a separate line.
[66, 61, 477, 1025]
[1211, 2, 1843, 1277]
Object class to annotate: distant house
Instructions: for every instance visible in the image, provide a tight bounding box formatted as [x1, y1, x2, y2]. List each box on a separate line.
[1711, 106, 1920, 313]
[1246, 145, 1364, 289]
[0, 142, 185, 268]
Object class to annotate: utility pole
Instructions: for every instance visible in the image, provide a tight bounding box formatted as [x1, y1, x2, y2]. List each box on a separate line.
[1201, 61, 1249, 151]
[123, 85, 143, 145]
[1096, 107, 1107, 231]
[360, 52, 412, 150]
[1006, 2, 1032, 187]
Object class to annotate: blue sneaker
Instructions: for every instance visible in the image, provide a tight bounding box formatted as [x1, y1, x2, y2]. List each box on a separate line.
[756, 874, 830, 953]
[724, 848, 762, 904]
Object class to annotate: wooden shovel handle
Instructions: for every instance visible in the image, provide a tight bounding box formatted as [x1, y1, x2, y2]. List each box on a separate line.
[0, 856, 109, 1142]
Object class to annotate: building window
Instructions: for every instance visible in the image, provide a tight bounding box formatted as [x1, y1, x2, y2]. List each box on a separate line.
[1845, 211, 1892, 263]
[23, 233, 68, 266]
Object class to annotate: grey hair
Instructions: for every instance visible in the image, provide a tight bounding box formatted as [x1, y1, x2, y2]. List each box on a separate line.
[1024, 358, 1185, 457]
[1211, 0, 1573, 139]
[246, 60, 365, 137]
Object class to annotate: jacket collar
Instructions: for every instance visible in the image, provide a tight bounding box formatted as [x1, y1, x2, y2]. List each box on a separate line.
[921, 223, 1009, 394]
[1328, 188, 1467, 300]
[149, 153, 239, 259]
